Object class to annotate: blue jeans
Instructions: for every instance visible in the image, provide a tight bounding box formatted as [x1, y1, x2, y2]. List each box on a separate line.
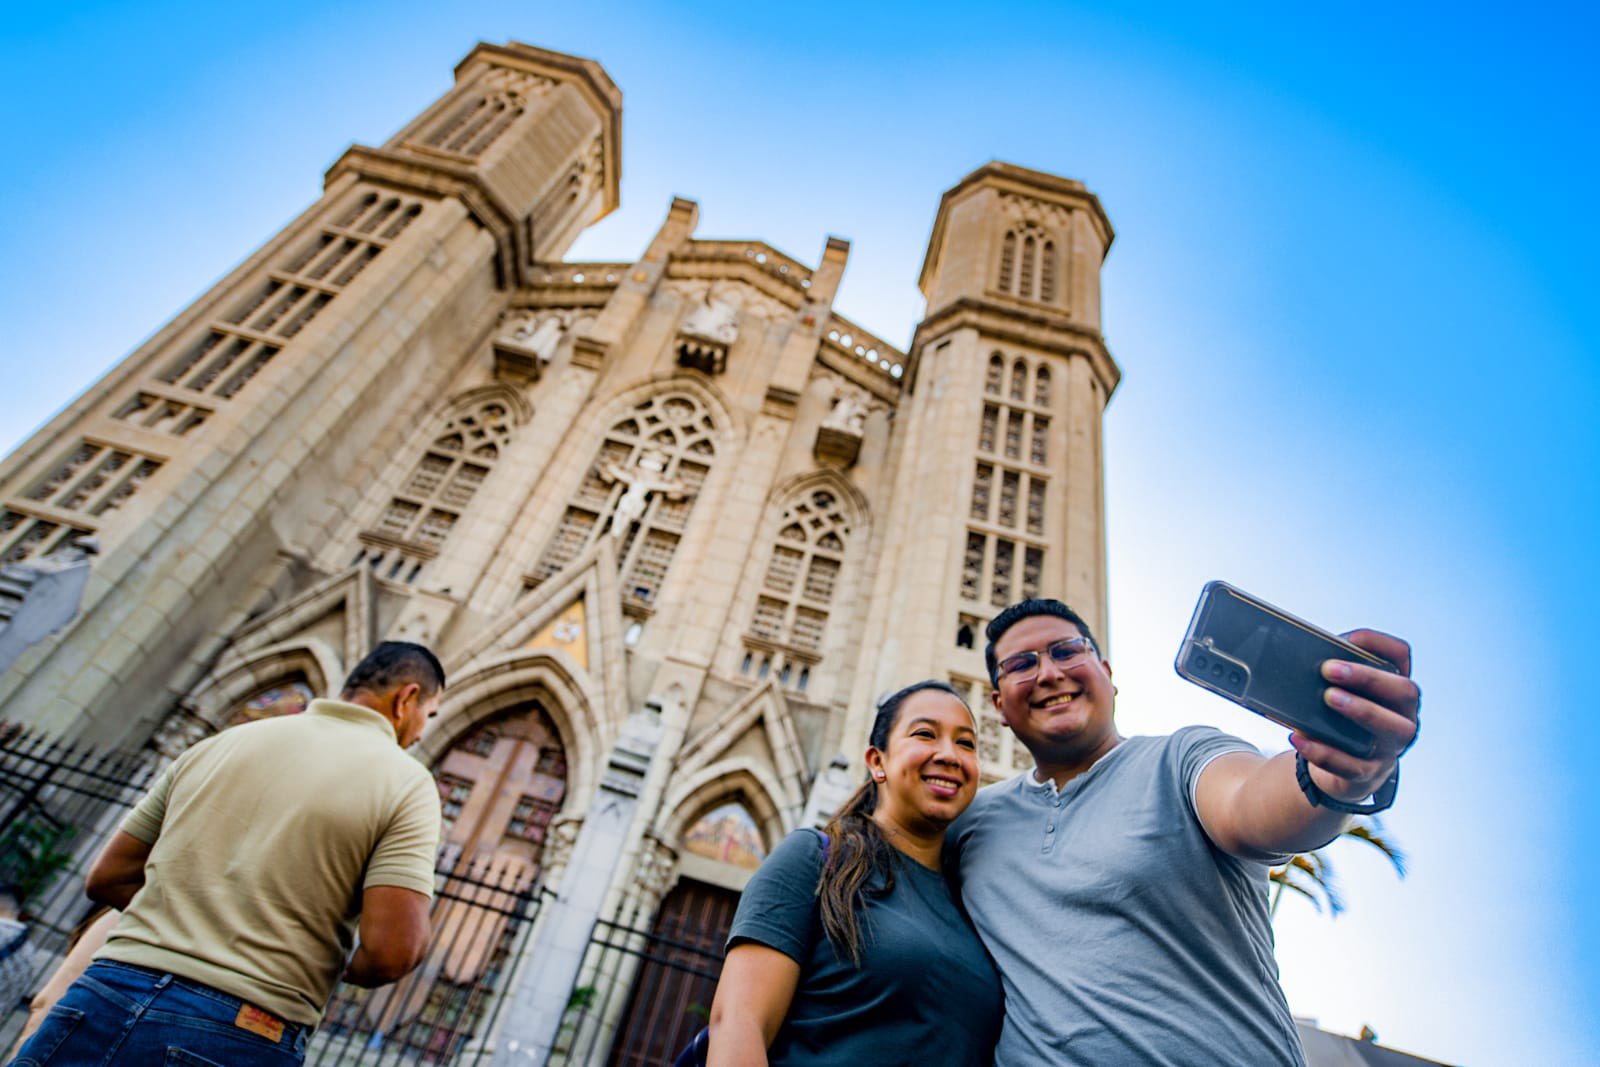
[9, 960, 308, 1066]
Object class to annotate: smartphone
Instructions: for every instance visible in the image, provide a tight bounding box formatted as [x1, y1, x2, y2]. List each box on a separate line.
[1174, 581, 1398, 758]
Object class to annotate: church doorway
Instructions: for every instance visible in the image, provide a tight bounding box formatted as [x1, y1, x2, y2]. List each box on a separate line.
[606, 879, 740, 1067]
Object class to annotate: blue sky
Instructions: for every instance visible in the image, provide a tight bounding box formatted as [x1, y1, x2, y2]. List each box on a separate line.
[3, 3, 1596, 1062]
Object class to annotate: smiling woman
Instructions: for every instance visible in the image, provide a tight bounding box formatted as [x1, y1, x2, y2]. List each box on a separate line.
[700, 681, 1002, 1067]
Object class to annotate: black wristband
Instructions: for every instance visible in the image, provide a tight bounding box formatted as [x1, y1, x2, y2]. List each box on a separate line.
[1295, 752, 1399, 815]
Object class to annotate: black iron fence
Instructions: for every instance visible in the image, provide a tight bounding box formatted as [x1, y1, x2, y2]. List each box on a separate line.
[551, 909, 728, 1066]
[0, 727, 542, 1065]
[0, 726, 161, 1053]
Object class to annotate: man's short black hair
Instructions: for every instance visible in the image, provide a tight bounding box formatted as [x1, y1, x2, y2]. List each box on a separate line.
[342, 641, 446, 699]
[984, 599, 1100, 685]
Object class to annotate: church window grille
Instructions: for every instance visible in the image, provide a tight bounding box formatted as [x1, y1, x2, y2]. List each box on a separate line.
[23, 442, 163, 521]
[115, 394, 212, 438]
[0, 511, 88, 566]
[625, 529, 680, 602]
[744, 487, 853, 683]
[998, 227, 1059, 305]
[965, 352, 1052, 608]
[979, 405, 998, 453]
[752, 597, 785, 640]
[765, 545, 803, 594]
[991, 539, 1015, 606]
[998, 232, 1016, 294]
[144, 186, 423, 415]
[1010, 360, 1029, 402]
[970, 464, 992, 521]
[1027, 479, 1047, 536]
[437, 774, 474, 834]
[422, 91, 527, 157]
[363, 397, 517, 576]
[1004, 411, 1024, 461]
[985, 354, 1004, 396]
[506, 793, 558, 843]
[998, 471, 1020, 529]
[527, 392, 718, 602]
[1040, 241, 1058, 303]
[1023, 546, 1044, 599]
[961, 533, 985, 600]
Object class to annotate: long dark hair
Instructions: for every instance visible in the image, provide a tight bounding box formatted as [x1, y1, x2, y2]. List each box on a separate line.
[817, 679, 969, 965]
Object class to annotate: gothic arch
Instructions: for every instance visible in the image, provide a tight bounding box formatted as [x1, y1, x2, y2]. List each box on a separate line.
[765, 469, 870, 534]
[659, 759, 790, 857]
[444, 382, 534, 428]
[184, 639, 342, 727]
[590, 371, 740, 442]
[417, 651, 602, 812]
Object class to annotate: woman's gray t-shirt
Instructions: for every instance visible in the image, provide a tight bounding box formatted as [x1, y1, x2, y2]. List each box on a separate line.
[726, 828, 1002, 1066]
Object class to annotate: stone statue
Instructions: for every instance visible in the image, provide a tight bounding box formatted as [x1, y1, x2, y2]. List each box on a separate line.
[680, 288, 741, 346]
[599, 449, 688, 540]
[500, 310, 564, 361]
[823, 385, 871, 435]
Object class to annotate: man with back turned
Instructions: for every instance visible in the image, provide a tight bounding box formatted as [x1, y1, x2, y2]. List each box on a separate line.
[10, 641, 447, 1066]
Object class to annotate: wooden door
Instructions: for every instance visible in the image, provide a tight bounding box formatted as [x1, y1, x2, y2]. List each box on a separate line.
[607, 879, 740, 1067]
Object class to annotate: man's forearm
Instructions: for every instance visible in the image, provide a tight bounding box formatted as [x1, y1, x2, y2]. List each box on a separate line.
[1223, 751, 1353, 859]
[85, 870, 143, 911]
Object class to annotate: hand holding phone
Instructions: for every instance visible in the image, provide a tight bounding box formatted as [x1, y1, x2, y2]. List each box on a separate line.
[1175, 581, 1399, 758]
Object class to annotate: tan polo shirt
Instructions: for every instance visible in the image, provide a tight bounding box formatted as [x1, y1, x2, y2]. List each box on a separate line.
[99, 699, 441, 1025]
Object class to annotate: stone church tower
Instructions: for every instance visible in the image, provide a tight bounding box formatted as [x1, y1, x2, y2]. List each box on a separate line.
[0, 40, 1117, 1063]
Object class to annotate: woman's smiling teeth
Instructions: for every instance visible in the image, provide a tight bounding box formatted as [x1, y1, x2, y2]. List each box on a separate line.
[923, 774, 963, 798]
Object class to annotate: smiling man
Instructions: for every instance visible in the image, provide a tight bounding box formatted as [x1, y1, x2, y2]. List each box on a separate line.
[949, 598, 1421, 1066]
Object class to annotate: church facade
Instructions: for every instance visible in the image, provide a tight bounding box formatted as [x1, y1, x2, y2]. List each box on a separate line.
[0, 40, 1117, 1062]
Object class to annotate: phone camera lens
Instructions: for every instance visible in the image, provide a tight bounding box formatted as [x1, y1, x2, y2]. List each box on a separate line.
[1228, 671, 1242, 686]
[1210, 663, 1224, 679]
[1193, 653, 1209, 670]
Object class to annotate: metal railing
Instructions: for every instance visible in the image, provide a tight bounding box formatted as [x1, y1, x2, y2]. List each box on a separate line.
[552, 915, 726, 1067]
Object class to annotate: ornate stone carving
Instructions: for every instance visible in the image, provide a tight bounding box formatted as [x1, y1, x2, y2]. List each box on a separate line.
[540, 815, 583, 890]
[150, 707, 215, 761]
[493, 309, 566, 384]
[675, 285, 741, 375]
[814, 384, 874, 467]
[599, 449, 689, 541]
[635, 836, 679, 901]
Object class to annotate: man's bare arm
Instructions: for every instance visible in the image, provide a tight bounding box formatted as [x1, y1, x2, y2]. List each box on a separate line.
[85, 831, 152, 910]
[344, 885, 432, 987]
[1196, 629, 1420, 860]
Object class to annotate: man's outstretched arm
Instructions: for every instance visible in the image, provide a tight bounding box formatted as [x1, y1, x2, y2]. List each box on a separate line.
[1195, 629, 1421, 862]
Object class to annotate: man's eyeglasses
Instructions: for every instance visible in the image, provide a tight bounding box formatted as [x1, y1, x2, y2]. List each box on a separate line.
[996, 637, 1098, 684]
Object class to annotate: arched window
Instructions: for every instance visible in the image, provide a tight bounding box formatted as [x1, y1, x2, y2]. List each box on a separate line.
[745, 489, 851, 655]
[997, 225, 1059, 305]
[1020, 233, 1037, 297]
[985, 353, 1004, 395]
[527, 391, 718, 604]
[682, 801, 767, 870]
[225, 678, 314, 727]
[360, 395, 519, 582]
[1039, 240, 1058, 303]
[422, 91, 526, 157]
